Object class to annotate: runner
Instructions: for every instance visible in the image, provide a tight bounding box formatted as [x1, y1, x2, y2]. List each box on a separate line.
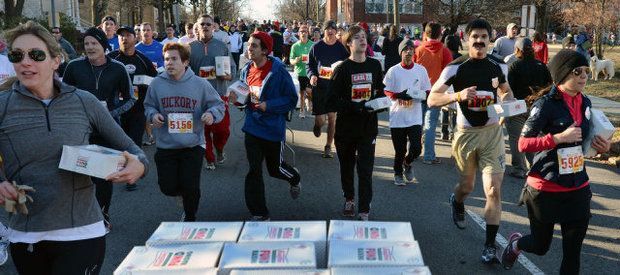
[188, 14, 236, 170]
[136, 22, 164, 68]
[500, 49, 612, 273]
[383, 39, 431, 185]
[427, 19, 515, 263]
[108, 25, 159, 191]
[306, 20, 349, 158]
[101, 15, 119, 51]
[62, 27, 136, 232]
[327, 25, 385, 221]
[289, 24, 314, 118]
[229, 31, 300, 221]
[0, 50, 14, 266]
[144, 42, 225, 222]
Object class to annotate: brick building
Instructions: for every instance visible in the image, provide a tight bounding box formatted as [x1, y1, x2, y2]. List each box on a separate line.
[326, 0, 429, 25]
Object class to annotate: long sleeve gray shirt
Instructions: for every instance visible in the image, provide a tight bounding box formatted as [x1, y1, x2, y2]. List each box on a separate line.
[188, 38, 237, 96]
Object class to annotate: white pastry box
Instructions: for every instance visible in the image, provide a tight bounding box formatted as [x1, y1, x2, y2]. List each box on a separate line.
[583, 108, 616, 157]
[59, 145, 133, 179]
[331, 266, 431, 275]
[146, 222, 243, 247]
[216, 56, 232, 76]
[328, 220, 415, 242]
[133, 75, 154, 85]
[230, 269, 329, 275]
[239, 221, 326, 267]
[407, 89, 427, 101]
[365, 97, 391, 112]
[228, 81, 250, 105]
[113, 243, 223, 275]
[218, 242, 316, 275]
[327, 241, 424, 268]
[487, 100, 527, 118]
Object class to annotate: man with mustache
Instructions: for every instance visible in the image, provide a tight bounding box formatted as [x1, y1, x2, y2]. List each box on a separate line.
[428, 19, 515, 264]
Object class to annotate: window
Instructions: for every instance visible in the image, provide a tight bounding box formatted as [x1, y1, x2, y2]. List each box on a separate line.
[365, 0, 423, 15]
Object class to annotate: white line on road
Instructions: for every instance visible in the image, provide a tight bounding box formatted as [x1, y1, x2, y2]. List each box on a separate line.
[466, 209, 545, 275]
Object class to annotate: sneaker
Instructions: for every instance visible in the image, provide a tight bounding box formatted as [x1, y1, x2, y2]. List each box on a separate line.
[313, 124, 321, 137]
[0, 237, 9, 266]
[290, 183, 301, 199]
[403, 163, 418, 183]
[143, 136, 155, 146]
[322, 145, 333, 158]
[481, 244, 499, 264]
[358, 212, 369, 221]
[422, 159, 441, 165]
[204, 162, 216, 170]
[501, 232, 523, 270]
[250, 215, 271, 221]
[299, 111, 306, 119]
[393, 174, 406, 186]
[125, 183, 137, 191]
[216, 151, 226, 164]
[343, 200, 355, 217]
[449, 193, 466, 229]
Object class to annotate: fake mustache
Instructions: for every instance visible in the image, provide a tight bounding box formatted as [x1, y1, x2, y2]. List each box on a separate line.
[473, 42, 486, 48]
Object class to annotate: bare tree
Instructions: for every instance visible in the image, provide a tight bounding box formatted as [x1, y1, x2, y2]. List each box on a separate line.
[426, 0, 526, 31]
[562, 0, 620, 58]
[2, 0, 26, 27]
[209, 0, 246, 21]
[274, 0, 325, 22]
[91, 0, 109, 26]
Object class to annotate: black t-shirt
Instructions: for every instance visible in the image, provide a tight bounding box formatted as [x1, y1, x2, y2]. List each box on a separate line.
[328, 58, 385, 139]
[108, 50, 158, 114]
[436, 55, 507, 127]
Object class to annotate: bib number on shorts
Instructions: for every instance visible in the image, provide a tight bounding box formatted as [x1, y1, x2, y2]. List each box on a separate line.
[168, 113, 193, 134]
[557, 146, 584, 175]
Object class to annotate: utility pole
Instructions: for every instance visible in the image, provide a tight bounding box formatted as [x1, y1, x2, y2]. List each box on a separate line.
[385, 0, 389, 24]
[306, 0, 309, 20]
[393, 0, 399, 30]
[51, 0, 57, 27]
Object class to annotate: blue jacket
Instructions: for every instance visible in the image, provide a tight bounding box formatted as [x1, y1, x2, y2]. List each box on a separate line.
[240, 57, 298, 142]
[522, 86, 591, 188]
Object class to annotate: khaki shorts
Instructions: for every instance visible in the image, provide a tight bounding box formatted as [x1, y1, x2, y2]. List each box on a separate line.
[452, 123, 506, 175]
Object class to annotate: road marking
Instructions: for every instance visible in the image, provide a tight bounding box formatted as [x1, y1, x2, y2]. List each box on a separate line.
[466, 209, 545, 275]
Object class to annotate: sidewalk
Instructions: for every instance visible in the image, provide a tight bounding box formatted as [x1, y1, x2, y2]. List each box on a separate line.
[588, 95, 620, 122]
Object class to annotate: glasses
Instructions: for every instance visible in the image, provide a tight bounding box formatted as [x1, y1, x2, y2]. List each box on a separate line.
[134, 29, 141, 32]
[7, 49, 47, 63]
[51, 31, 60, 34]
[199, 22, 212, 27]
[572, 67, 591, 76]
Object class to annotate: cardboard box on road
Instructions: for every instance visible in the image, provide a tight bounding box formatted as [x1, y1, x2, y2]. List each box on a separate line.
[230, 269, 329, 275]
[328, 240, 424, 268]
[146, 222, 244, 247]
[113, 243, 223, 275]
[328, 220, 415, 242]
[219, 242, 316, 274]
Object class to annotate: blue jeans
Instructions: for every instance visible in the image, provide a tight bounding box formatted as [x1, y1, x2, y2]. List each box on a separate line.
[423, 107, 440, 161]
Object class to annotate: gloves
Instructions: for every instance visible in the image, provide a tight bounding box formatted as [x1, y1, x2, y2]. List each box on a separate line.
[394, 90, 413, 100]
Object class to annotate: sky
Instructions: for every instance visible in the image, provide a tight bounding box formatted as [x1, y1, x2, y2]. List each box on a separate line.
[241, 0, 276, 21]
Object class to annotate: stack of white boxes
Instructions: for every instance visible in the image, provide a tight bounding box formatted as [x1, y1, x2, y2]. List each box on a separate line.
[327, 220, 430, 274]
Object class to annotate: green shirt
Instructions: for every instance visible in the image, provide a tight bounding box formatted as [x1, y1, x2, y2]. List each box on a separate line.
[290, 40, 314, 77]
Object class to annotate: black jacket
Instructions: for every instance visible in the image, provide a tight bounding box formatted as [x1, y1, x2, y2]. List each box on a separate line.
[508, 57, 552, 100]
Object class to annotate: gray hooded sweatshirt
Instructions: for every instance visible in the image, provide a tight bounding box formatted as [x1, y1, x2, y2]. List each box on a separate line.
[0, 79, 148, 232]
[144, 68, 225, 149]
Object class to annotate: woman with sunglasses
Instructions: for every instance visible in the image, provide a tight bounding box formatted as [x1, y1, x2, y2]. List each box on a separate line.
[0, 21, 148, 274]
[500, 49, 612, 273]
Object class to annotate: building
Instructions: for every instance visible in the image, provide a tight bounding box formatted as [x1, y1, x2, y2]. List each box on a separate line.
[326, 0, 429, 25]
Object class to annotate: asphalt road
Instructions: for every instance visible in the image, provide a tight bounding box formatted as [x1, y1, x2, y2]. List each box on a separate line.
[1, 109, 618, 274]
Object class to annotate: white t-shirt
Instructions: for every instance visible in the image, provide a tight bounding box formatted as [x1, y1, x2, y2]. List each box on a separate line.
[178, 35, 196, 45]
[161, 37, 179, 45]
[0, 55, 16, 85]
[383, 63, 432, 128]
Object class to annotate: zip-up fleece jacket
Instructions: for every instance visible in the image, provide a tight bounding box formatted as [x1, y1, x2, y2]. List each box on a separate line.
[240, 57, 298, 142]
[0, 79, 148, 232]
[144, 68, 225, 149]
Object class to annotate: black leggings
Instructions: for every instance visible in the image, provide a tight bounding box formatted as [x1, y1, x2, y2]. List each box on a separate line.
[10, 236, 106, 275]
[335, 136, 376, 213]
[390, 125, 422, 174]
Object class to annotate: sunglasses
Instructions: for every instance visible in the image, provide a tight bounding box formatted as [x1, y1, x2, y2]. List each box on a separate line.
[200, 22, 212, 27]
[572, 67, 591, 76]
[52, 31, 61, 34]
[7, 49, 47, 63]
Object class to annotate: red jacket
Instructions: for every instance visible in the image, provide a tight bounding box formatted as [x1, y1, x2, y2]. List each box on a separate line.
[533, 41, 548, 64]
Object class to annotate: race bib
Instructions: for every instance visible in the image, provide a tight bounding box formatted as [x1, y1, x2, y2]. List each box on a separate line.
[397, 99, 413, 108]
[319, 66, 333, 79]
[557, 146, 584, 175]
[351, 84, 371, 102]
[467, 91, 495, 111]
[167, 113, 193, 134]
[301, 54, 309, 64]
[249, 85, 262, 104]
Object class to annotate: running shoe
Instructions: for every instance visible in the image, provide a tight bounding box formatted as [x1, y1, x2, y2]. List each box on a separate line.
[313, 124, 321, 137]
[501, 232, 523, 270]
[204, 162, 216, 170]
[216, 150, 226, 164]
[322, 145, 333, 158]
[0, 237, 9, 266]
[422, 159, 441, 165]
[393, 174, 406, 186]
[358, 212, 369, 221]
[481, 244, 499, 264]
[449, 193, 466, 229]
[342, 200, 355, 217]
[250, 215, 271, 221]
[403, 163, 418, 183]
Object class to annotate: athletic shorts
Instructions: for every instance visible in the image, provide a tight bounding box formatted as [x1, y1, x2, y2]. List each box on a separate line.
[452, 123, 505, 175]
[298, 76, 311, 91]
[311, 86, 331, 115]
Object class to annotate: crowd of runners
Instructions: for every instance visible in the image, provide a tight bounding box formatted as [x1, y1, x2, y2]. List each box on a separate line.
[0, 12, 613, 275]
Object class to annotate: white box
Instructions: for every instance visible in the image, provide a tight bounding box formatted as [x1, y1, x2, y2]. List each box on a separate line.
[376, 36, 385, 48]
[583, 109, 617, 157]
[365, 97, 391, 112]
[239, 221, 326, 268]
[113, 243, 223, 275]
[328, 220, 414, 242]
[216, 56, 232, 76]
[59, 145, 132, 179]
[487, 100, 527, 118]
[146, 222, 244, 247]
[331, 266, 431, 275]
[328, 240, 424, 268]
[230, 269, 329, 275]
[219, 242, 316, 275]
[133, 75, 154, 85]
[407, 89, 427, 101]
[228, 81, 250, 105]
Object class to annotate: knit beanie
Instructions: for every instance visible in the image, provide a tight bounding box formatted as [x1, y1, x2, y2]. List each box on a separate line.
[398, 39, 414, 55]
[251, 31, 273, 55]
[84, 27, 110, 51]
[547, 49, 589, 84]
